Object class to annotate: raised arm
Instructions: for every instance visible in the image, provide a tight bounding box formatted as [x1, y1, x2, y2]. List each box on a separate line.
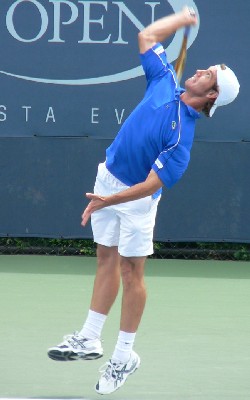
[138, 6, 197, 54]
[81, 169, 162, 226]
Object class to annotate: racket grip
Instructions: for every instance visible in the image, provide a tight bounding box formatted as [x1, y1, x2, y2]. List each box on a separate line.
[184, 26, 191, 37]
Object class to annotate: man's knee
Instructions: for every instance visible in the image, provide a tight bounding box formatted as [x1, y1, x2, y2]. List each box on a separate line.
[120, 256, 146, 287]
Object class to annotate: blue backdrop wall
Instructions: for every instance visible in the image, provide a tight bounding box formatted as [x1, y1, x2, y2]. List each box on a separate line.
[0, 0, 249, 241]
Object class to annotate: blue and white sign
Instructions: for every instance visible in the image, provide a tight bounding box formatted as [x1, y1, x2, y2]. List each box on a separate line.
[0, 0, 247, 141]
[0, 0, 249, 241]
[0, 0, 200, 137]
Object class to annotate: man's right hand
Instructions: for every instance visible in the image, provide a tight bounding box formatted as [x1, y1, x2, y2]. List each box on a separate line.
[81, 193, 107, 226]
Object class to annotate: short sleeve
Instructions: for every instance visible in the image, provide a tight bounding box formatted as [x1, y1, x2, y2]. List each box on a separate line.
[152, 144, 190, 188]
[140, 43, 170, 83]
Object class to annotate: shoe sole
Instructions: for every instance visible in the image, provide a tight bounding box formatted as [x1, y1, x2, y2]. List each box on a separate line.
[48, 349, 103, 362]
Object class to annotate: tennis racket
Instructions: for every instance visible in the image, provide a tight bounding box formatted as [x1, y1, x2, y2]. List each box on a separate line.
[174, 25, 191, 83]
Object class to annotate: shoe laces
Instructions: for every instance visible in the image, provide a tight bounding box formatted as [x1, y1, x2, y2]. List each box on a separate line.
[99, 360, 125, 382]
[62, 332, 87, 348]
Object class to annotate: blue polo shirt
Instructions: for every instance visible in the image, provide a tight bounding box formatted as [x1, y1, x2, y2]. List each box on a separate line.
[105, 43, 200, 194]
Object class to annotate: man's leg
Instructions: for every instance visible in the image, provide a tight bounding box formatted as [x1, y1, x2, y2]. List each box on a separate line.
[120, 255, 147, 332]
[47, 244, 121, 361]
[78, 244, 121, 339]
[95, 256, 146, 395]
[110, 256, 146, 363]
[89, 244, 121, 314]
[78, 243, 121, 338]
[88, 252, 146, 333]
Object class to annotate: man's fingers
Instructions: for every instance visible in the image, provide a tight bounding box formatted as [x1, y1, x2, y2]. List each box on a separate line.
[85, 192, 95, 199]
[85, 192, 106, 202]
[81, 193, 107, 227]
[81, 212, 89, 226]
[182, 5, 197, 25]
[81, 206, 91, 226]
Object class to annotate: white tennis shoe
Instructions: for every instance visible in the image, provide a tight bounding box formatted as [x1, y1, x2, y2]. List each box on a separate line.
[47, 332, 103, 361]
[95, 350, 140, 395]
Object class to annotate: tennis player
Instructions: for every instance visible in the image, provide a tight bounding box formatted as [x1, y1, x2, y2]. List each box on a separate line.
[48, 6, 240, 395]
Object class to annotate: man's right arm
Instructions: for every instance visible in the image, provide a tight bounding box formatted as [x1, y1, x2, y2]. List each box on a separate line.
[138, 6, 197, 54]
[81, 170, 163, 226]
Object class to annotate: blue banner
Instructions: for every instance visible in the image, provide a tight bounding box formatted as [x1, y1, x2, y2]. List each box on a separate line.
[0, 0, 249, 241]
[0, 0, 246, 140]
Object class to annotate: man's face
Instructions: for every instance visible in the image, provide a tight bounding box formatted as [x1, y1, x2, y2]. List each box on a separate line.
[185, 66, 218, 97]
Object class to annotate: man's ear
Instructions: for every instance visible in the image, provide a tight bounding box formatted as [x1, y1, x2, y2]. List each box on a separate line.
[206, 89, 219, 101]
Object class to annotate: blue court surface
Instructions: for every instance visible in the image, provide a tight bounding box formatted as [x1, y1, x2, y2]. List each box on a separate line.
[1, 255, 250, 400]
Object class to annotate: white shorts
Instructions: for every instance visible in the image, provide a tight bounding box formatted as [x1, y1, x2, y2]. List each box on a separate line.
[91, 163, 161, 257]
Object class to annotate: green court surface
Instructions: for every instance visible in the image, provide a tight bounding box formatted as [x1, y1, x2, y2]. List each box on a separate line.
[0, 255, 250, 400]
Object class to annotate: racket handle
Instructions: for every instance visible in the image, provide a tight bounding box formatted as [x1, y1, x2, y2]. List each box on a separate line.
[184, 26, 191, 38]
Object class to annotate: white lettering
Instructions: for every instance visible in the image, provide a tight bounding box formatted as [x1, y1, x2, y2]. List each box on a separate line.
[145, 2, 160, 23]
[112, 1, 159, 44]
[91, 107, 99, 124]
[78, 1, 111, 44]
[0, 105, 7, 122]
[22, 106, 32, 122]
[46, 107, 56, 122]
[115, 109, 125, 124]
[6, 0, 48, 43]
[0, 105, 129, 124]
[49, 0, 79, 43]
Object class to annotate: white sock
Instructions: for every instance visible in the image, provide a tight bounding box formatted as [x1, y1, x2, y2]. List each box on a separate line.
[111, 331, 136, 364]
[79, 310, 106, 340]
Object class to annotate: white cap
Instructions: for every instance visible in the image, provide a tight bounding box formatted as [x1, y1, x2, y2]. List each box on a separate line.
[209, 65, 240, 117]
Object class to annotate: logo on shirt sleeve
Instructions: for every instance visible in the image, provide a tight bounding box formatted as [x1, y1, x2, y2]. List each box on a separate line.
[172, 121, 177, 129]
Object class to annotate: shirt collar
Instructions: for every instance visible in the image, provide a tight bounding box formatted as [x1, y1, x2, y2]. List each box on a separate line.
[186, 104, 201, 119]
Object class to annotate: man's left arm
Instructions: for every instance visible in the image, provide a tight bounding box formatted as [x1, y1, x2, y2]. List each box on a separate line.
[81, 170, 163, 226]
[138, 6, 197, 54]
